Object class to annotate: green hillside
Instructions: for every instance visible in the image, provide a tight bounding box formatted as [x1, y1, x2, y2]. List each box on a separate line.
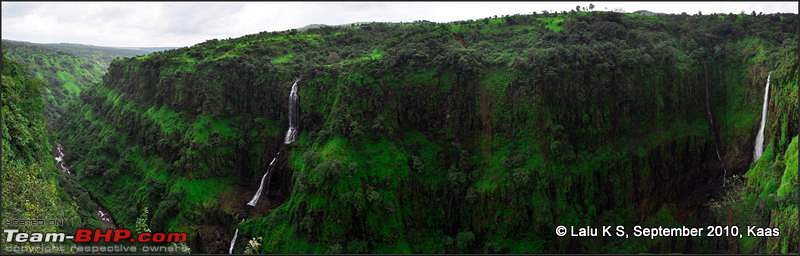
[1, 40, 162, 125]
[1, 56, 81, 237]
[1, 39, 166, 242]
[4, 10, 797, 254]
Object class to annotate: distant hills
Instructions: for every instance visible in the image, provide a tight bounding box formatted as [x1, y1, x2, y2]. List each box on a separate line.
[1, 39, 175, 60]
[1, 38, 175, 123]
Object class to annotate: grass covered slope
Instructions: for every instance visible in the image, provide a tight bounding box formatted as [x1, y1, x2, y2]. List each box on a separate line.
[2, 39, 169, 234]
[2, 40, 125, 125]
[1, 56, 81, 235]
[52, 11, 798, 253]
[1, 39, 166, 128]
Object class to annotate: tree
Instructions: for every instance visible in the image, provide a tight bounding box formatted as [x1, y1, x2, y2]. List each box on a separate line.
[135, 207, 151, 233]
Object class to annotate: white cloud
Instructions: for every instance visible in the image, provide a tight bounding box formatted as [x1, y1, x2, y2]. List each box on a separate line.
[2, 1, 797, 47]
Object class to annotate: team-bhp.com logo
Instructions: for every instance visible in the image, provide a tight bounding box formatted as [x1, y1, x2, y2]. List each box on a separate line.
[4, 229, 187, 243]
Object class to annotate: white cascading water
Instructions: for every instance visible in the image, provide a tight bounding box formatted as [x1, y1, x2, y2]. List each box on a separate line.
[54, 143, 72, 175]
[97, 210, 112, 223]
[247, 154, 278, 207]
[230, 79, 300, 254]
[228, 228, 238, 254]
[753, 72, 771, 162]
[284, 79, 300, 144]
[56, 143, 116, 226]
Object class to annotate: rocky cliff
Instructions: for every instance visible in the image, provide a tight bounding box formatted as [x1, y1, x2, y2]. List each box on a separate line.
[29, 11, 800, 253]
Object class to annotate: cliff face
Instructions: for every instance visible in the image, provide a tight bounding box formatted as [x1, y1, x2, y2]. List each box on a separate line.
[2, 40, 161, 232]
[53, 12, 797, 253]
[1, 40, 163, 126]
[1, 56, 81, 235]
[2, 40, 111, 126]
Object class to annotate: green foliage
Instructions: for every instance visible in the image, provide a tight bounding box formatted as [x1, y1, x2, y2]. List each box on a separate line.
[717, 45, 798, 252]
[171, 177, 232, 208]
[190, 115, 237, 144]
[271, 53, 294, 65]
[135, 207, 152, 233]
[725, 136, 799, 253]
[1, 56, 81, 234]
[57, 71, 81, 96]
[339, 48, 384, 66]
[537, 16, 565, 32]
[144, 105, 187, 135]
[127, 146, 171, 183]
[2, 39, 143, 125]
[776, 137, 797, 198]
[12, 11, 798, 254]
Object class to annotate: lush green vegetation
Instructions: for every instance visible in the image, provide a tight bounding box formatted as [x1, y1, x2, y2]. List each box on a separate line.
[1, 39, 159, 125]
[5, 10, 797, 254]
[1, 40, 170, 238]
[3, 40, 168, 63]
[1, 56, 81, 236]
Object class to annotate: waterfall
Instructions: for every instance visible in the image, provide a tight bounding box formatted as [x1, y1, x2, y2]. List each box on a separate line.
[247, 153, 278, 207]
[248, 78, 300, 207]
[54, 143, 72, 175]
[228, 228, 238, 254]
[97, 210, 112, 223]
[284, 79, 300, 144]
[231, 78, 300, 253]
[55, 143, 118, 227]
[753, 72, 771, 162]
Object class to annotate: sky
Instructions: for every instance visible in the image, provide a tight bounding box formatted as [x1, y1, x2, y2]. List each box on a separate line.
[2, 1, 797, 48]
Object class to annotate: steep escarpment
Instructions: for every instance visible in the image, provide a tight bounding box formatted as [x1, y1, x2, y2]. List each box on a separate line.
[1, 40, 134, 124]
[2, 41, 164, 233]
[1, 56, 81, 237]
[56, 11, 797, 253]
[711, 38, 798, 253]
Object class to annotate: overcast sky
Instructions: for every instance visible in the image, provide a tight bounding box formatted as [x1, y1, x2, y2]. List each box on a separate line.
[2, 2, 796, 47]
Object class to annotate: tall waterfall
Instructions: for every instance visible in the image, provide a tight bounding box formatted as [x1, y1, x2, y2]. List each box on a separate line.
[230, 79, 300, 254]
[284, 79, 300, 144]
[753, 72, 771, 162]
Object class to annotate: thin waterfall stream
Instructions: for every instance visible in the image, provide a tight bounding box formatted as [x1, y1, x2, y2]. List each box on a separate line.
[55, 143, 73, 175]
[54, 143, 116, 228]
[229, 78, 300, 254]
[284, 79, 300, 144]
[228, 228, 239, 254]
[753, 72, 771, 162]
[703, 64, 730, 187]
[247, 153, 279, 207]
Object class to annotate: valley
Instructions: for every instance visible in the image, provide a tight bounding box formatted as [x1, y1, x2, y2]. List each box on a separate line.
[2, 10, 797, 254]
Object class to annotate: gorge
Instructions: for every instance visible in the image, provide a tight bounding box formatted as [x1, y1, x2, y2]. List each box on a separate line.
[2, 10, 798, 254]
